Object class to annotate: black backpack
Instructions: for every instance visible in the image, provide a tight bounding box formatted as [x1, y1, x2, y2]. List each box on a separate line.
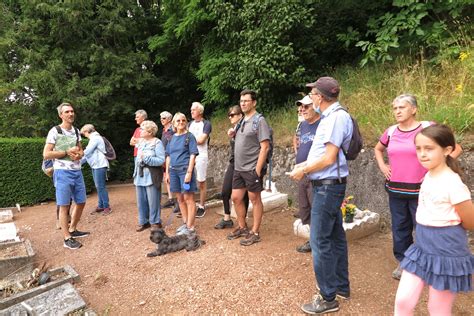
[251, 113, 273, 164]
[335, 107, 363, 160]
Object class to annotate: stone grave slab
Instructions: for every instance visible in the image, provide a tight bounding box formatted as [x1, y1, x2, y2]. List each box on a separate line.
[0, 265, 80, 310]
[0, 222, 19, 242]
[213, 188, 288, 218]
[0, 209, 13, 223]
[293, 210, 380, 241]
[0, 239, 35, 280]
[0, 283, 86, 315]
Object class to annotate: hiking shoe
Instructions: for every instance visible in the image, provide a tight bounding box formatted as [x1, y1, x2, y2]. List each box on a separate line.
[301, 294, 339, 314]
[64, 238, 82, 249]
[296, 241, 311, 253]
[176, 224, 187, 234]
[227, 227, 249, 240]
[315, 284, 350, 300]
[392, 265, 402, 280]
[162, 199, 175, 208]
[176, 226, 190, 236]
[196, 206, 206, 218]
[101, 207, 112, 216]
[136, 223, 151, 232]
[69, 230, 90, 238]
[214, 218, 234, 229]
[90, 207, 104, 215]
[240, 231, 261, 246]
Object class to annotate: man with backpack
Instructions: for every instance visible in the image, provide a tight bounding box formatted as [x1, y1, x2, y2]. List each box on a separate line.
[228, 89, 271, 246]
[43, 102, 89, 250]
[80, 124, 112, 215]
[290, 77, 353, 314]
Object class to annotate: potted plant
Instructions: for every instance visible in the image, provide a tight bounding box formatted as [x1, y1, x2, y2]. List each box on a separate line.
[341, 196, 356, 223]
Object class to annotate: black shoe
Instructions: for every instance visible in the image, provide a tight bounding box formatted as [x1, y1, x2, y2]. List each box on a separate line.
[196, 206, 206, 218]
[296, 241, 311, 253]
[136, 223, 151, 232]
[214, 218, 234, 229]
[69, 230, 90, 238]
[64, 237, 82, 249]
[301, 294, 339, 314]
[161, 199, 175, 208]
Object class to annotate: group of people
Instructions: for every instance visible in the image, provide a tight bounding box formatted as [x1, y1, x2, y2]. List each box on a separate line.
[43, 76, 472, 315]
[288, 78, 473, 315]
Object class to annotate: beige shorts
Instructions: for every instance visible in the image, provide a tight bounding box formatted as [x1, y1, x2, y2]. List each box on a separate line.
[195, 155, 208, 182]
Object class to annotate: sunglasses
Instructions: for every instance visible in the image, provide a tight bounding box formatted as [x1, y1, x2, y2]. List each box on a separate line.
[228, 113, 238, 118]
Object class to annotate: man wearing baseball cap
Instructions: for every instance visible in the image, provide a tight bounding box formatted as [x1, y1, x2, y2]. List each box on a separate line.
[290, 77, 353, 314]
[294, 95, 320, 253]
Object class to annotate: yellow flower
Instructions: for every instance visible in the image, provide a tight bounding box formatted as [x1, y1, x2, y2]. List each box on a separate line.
[455, 84, 463, 93]
[459, 51, 469, 61]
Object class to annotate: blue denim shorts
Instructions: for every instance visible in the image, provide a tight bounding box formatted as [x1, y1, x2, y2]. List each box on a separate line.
[53, 169, 87, 205]
[169, 166, 197, 193]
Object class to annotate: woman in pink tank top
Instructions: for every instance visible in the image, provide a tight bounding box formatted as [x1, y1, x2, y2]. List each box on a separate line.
[374, 94, 461, 280]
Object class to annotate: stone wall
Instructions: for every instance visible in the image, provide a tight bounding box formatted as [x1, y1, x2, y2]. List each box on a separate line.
[208, 145, 473, 223]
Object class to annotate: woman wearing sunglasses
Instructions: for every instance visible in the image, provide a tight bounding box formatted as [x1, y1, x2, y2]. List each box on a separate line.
[164, 112, 199, 235]
[214, 105, 249, 229]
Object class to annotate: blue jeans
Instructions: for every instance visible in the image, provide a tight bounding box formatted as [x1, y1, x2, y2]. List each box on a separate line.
[92, 167, 109, 208]
[136, 185, 161, 225]
[310, 183, 349, 301]
[388, 196, 417, 262]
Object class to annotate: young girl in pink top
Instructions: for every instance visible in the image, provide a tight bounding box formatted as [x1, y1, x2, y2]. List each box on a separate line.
[394, 124, 473, 315]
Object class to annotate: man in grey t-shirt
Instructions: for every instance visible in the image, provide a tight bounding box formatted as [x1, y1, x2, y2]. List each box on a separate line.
[227, 89, 271, 246]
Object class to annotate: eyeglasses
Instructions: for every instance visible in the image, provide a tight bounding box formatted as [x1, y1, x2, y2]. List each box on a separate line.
[308, 91, 319, 97]
[175, 119, 186, 123]
[240, 99, 253, 104]
[228, 113, 238, 118]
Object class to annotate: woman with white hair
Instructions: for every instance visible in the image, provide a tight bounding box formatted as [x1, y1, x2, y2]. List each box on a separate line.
[134, 120, 166, 232]
[374, 94, 461, 280]
[81, 124, 111, 215]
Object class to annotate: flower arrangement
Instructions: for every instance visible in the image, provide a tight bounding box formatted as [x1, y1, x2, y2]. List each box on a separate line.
[341, 195, 357, 223]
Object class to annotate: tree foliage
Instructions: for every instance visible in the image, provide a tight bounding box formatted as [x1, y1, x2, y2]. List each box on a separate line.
[339, 0, 474, 66]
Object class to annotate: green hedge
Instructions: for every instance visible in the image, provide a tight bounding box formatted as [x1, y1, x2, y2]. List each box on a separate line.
[0, 138, 94, 207]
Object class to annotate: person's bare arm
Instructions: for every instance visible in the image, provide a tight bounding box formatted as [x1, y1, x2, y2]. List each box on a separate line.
[256, 140, 270, 177]
[456, 199, 474, 230]
[290, 142, 339, 181]
[374, 141, 391, 180]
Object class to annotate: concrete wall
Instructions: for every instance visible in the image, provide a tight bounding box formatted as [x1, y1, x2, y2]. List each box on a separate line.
[208, 145, 473, 223]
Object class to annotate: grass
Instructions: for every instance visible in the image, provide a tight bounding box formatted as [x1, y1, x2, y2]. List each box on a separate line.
[211, 48, 473, 148]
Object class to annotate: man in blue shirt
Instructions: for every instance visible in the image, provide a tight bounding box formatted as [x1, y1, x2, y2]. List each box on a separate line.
[294, 95, 320, 253]
[290, 77, 353, 314]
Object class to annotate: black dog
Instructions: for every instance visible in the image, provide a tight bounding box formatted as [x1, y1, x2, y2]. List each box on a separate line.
[147, 228, 205, 257]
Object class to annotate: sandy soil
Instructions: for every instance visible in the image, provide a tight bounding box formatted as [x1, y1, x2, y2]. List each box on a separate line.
[12, 184, 474, 315]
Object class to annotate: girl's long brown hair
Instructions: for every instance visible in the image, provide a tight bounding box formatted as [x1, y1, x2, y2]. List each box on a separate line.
[417, 124, 463, 177]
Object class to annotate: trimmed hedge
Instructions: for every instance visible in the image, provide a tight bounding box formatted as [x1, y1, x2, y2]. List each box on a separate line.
[0, 138, 94, 207]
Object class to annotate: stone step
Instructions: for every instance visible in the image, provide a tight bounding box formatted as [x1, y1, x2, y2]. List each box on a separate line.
[293, 210, 380, 241]
[0, 283, 86, 315]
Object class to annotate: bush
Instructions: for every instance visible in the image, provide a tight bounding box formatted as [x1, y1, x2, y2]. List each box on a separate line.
[0, 138, 94, 207]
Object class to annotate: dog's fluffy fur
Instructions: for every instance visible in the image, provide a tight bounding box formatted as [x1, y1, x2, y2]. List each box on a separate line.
[147, 228, 205, 257]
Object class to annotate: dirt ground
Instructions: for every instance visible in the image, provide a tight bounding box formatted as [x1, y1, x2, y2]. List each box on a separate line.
[12, 184, 474, 315]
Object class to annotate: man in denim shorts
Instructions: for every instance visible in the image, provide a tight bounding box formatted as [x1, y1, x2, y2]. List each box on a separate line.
[43, 103, 90, 250]
[228, 89, 271, 246]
